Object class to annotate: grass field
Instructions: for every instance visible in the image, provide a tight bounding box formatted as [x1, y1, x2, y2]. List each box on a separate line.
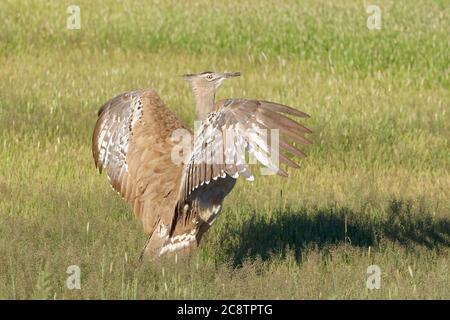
[0, 0, 449, 299]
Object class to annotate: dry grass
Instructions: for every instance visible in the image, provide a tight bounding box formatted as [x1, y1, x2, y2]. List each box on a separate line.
[0, 0, 448, 299]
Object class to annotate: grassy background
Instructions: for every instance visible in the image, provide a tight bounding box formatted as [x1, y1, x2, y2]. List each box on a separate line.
[0, 0, 448, 299]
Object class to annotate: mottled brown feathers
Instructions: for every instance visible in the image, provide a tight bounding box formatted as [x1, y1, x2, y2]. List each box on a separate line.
[92, 86, 311, 259]
[177, 99, 312, 203]
[92, 89, 187, 234]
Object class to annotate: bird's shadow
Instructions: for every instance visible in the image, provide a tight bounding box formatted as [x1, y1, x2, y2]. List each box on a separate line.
[222, 199, 450, 267]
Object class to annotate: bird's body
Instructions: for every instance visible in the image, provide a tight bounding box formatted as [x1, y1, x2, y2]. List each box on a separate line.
[92, 71, 311, 260]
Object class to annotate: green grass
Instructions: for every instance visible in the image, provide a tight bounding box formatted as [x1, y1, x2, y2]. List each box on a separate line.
[0, 0, 449, 299]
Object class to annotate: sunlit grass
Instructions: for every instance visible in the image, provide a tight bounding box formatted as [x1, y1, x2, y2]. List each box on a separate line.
[0, 0, 448, 299]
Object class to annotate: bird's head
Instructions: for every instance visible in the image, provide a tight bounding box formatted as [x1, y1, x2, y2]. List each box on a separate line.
[183, 71, 241, 120]
[183, 71, 241, 92]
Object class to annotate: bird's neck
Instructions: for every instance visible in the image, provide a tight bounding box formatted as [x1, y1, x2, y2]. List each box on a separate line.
[193, 86, 215, 121]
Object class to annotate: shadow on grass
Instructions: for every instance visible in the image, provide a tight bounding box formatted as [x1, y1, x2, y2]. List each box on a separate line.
[227, 199, 450, 266]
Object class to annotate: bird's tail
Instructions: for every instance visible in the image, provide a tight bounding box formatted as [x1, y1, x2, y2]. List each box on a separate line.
[139, 222, 199, 262]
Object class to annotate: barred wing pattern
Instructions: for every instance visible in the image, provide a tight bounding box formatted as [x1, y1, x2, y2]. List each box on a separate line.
[179, 99, 311, 202]
[92, 89, 186, 234]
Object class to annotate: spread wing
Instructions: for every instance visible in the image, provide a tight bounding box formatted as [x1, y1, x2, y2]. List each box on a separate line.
[178, 99, 311, 202]
[92, 89, 187, 234]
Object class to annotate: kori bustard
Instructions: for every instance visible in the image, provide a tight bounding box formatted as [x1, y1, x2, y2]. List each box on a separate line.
[92, 71, 311, 260]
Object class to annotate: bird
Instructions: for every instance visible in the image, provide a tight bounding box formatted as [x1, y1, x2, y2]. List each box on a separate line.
[92, 71, 311, 260]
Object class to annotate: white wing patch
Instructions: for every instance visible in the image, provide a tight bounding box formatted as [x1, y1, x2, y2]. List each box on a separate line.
[96, 93, 143, 183]
[158, 229, 197, 256]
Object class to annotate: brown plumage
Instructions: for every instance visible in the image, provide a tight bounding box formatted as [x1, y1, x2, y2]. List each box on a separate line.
[92, 71, 311, 260]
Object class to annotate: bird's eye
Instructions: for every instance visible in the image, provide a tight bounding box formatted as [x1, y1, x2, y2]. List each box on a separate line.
[206, 74, 213, 80]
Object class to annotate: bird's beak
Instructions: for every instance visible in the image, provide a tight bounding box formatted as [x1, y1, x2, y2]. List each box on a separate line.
[223, 72, 241, 78]
[182, 73, 194, 80]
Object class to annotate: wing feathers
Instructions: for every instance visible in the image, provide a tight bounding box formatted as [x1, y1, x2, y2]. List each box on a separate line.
[92, 89, 186, 235]
[258, 100, 310, 118]
[178, 98, 311, 203]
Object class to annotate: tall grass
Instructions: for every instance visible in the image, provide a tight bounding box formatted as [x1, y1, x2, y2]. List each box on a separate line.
[0, 0, 448, 299]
